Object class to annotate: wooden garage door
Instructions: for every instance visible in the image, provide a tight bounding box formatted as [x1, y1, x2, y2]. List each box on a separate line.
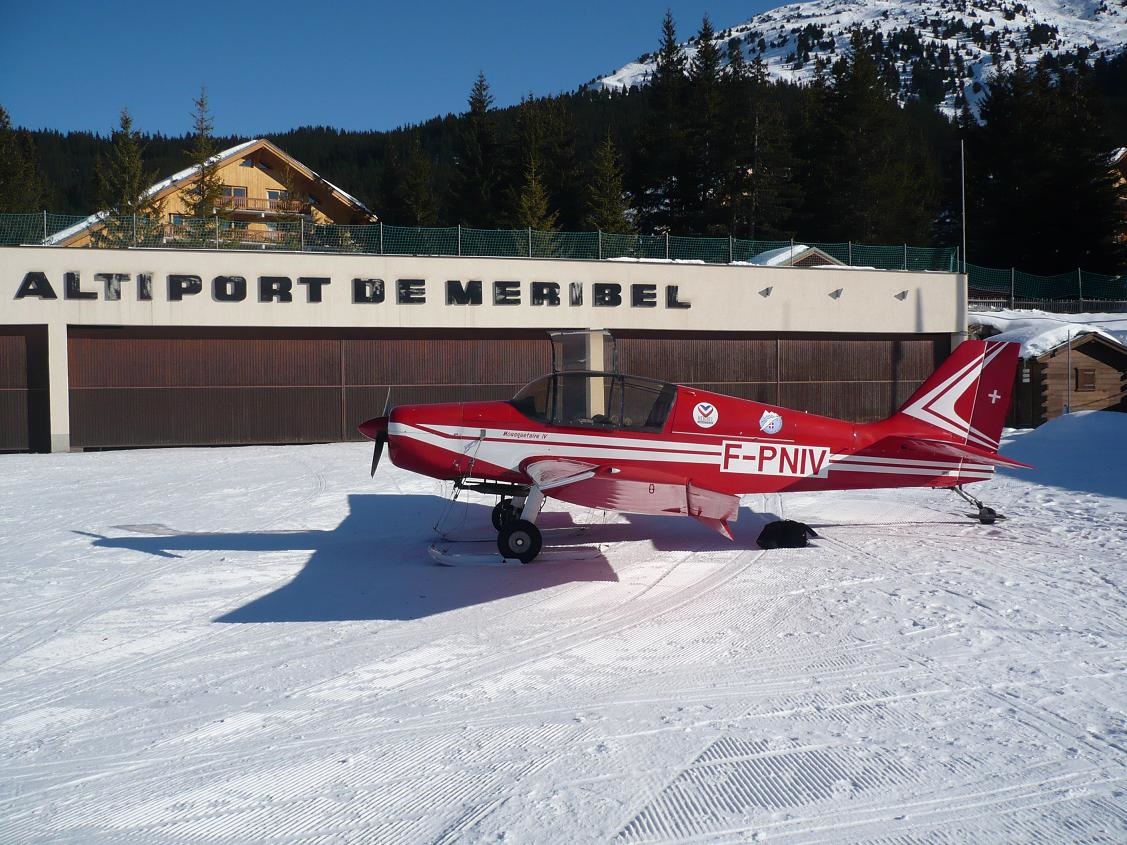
[0, 327, 49, 452]
[68, 328, 551, 449]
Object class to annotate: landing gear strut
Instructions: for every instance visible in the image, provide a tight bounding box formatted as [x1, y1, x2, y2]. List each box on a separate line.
[953, 485, 1003, 525]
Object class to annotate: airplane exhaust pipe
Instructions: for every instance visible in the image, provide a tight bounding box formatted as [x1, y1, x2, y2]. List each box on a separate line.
[358, 416, 389, 476]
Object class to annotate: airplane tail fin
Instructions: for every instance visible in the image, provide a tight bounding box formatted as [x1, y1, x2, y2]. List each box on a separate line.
[893, 339, 1021, 454]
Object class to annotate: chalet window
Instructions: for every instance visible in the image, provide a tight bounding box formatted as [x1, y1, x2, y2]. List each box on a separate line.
[221, 185, 247, 208]
[1075, 368, 1096, 392]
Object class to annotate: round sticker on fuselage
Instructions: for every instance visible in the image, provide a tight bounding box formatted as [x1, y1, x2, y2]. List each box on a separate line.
[759, 410, 783, 435]
[693, 402, 718, 429]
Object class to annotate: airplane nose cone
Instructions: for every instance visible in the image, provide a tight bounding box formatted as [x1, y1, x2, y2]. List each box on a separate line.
[358, 416, 388, 441]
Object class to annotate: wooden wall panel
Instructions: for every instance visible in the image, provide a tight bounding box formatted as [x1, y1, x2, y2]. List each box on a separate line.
[70, 387, 342, 448]
[343, 332, 550, 387]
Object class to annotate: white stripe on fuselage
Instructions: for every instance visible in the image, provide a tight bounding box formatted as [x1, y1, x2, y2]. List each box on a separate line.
[391, 422, 995, 482]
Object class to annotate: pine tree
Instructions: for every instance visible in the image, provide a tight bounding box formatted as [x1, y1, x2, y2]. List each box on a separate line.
[637, 11, 689, 230]
[181, 88, 226, 229]
[92, 109, 165, 246]
[585, 132, 636, 234]
[0, 105, 46, 214]
[514, 155, 559, 231]
[398, 132, 439, 227]
[682, 15, 726, 232]
[451, 72, 501, 227]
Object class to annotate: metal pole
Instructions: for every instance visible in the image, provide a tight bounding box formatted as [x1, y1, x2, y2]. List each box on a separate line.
[1077, 268, 1083, 304]
[789, 238, 794, 267]
[848, 241, 852, 266]
[960, 139, 967, 274]
[457, 225, 462, 256]
[300, 217, 305, 251]
[728, 235, 733, 264]
[215, 215, 219, 249]
[43, 210, 47, 240]
[597, 229, 602, 261]
[1010, 267, 1015, 309]
[903, 244, 908, 270]
[379, 221, 384, 255]
[1065, 330, 1072, 416]
[665, 232, 670, 260]
[528, 227, 533, 258]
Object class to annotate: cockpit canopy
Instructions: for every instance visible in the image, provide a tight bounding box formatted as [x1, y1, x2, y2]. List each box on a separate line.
[510, 372, 677, 433]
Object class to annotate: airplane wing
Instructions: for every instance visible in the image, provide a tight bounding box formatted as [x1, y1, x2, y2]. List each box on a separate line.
[523, 458, 740, 539]
[898, 438, 1033, 469]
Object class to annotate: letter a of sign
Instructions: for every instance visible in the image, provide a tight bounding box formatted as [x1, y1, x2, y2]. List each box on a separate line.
[15, 272, 58, 299]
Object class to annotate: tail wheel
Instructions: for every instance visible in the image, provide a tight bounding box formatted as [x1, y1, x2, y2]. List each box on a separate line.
[497, 519, 542, 564]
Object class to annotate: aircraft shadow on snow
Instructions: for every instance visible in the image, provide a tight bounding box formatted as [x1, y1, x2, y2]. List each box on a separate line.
[85, 494, 779, 623]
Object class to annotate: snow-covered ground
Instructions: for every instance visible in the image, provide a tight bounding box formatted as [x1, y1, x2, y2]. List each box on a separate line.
[2, 412, 1125, 843]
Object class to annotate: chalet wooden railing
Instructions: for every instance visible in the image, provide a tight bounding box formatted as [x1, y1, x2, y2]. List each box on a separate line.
[221, 196, 309, 214]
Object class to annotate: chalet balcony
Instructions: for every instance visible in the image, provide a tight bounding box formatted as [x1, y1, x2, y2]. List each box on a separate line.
[219, 196, 311, 216]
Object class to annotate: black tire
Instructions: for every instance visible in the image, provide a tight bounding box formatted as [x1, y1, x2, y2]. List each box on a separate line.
[497, 519, 542, 563]
[979, 507, 997, 525]
[491, 500, 518, 531]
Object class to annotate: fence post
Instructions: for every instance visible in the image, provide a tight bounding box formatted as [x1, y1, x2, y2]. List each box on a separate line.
[728, 235, 733, 264]
[1078, 268, 1083, 310]
[132, 214, 137, 246]
[379, 221, 384, 255]
[1010, 267, 1015, 309]
[528, 227, 533, 258]
[848, 241, 852, 266]
[300, 218, 305, 251]
[597, 229, 602, 261]
[214, 215, 219, 249]
[903, 244, 907, 270]
[43, 210, 47, 241]
[665, 232, 670, 260]
[789, 238, 794, 266]
[457, 225, 462, 256]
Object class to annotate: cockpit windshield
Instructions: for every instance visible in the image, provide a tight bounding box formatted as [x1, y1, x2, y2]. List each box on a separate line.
[510, 372, 677, 432]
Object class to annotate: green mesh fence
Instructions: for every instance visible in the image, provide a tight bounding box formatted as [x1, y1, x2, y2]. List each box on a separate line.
[5, 212, 1122, 300]
[966, 264, 1127, 302]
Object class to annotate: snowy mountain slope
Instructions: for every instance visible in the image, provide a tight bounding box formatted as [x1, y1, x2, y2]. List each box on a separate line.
[1, 411, 1125, 842]
[595, 0, 1127, 116]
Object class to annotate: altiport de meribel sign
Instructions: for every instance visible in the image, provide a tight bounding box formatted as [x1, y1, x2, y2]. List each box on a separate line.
[13, 271, 692, 310]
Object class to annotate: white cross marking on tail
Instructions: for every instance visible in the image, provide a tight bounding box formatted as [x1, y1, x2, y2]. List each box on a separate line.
[988, 389, 1001, 404]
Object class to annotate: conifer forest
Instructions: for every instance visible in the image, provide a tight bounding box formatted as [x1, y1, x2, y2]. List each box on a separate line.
[1, 16, 1125, 274]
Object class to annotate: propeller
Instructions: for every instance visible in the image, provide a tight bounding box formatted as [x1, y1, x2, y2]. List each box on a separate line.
[358, 416, 389, 476]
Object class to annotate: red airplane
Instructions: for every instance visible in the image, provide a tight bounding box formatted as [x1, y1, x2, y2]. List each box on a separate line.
[359, 339, 1028, 563]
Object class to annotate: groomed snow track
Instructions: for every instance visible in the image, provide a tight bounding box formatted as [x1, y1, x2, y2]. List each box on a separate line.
[1, 414, 1125, 843]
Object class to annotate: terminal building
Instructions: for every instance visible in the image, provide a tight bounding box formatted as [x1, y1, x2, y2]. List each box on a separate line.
[0, 143, 967, 453]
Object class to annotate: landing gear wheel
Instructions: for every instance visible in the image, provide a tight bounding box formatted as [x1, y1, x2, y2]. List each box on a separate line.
[978, 506, 997, 525]
[491, 500, 519, 531]
[497, 519, 542, 563]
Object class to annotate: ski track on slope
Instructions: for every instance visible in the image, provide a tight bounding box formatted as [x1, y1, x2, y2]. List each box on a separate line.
[1, 421, 1125, 844]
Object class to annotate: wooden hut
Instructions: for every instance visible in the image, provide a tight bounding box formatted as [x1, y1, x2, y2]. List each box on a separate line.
[1009, 332, 1127, 427]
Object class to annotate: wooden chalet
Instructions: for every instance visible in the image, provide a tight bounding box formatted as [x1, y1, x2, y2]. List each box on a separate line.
[1008, 331, 1127, 427]
[46, 139, 377, 248]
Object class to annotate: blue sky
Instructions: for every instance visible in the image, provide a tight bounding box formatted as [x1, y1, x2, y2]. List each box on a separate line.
[0, 1, 777, 137]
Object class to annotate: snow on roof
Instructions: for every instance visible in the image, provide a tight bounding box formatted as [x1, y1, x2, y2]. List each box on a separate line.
[970, 309, 1127, 358]
[747, 245, 810, 266]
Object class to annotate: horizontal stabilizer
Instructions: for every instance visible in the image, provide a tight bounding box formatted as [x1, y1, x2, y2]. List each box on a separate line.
[901, 438, 1032, 469]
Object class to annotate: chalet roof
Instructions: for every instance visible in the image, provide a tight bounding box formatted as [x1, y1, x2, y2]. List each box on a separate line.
[747, 244, 844, 267]
[1028, 329, 1127, 363]
[43, 138, 376, 246]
